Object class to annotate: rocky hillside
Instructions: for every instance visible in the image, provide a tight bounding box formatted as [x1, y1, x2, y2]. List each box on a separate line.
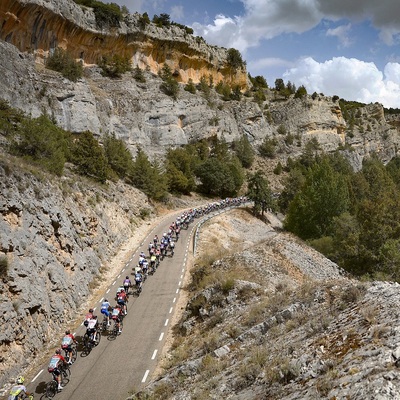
[0, 0, 247, 87]
[132, 209, 400, 400]
[0, 154, 153, 389]
[0, 1, 399, 165]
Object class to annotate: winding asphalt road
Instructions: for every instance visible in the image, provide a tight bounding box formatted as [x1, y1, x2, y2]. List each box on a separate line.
[25, 211, 197, 400]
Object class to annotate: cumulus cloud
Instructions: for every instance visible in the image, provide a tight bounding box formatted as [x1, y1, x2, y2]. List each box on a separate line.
[248, 57, 293, 70]
[170, 5, 184, 21]
[192, 0, 400, 51]
[283, 57, 400, 108]
[326, 24, 353, 47]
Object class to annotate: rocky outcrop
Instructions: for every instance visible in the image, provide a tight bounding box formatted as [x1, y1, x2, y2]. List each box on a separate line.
[133, 210, 400, 400]
[0, 0, 247, 88]
[0, 156, 152, 388]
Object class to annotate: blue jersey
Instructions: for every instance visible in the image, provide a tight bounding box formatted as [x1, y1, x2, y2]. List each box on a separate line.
[101, 301, 110, 310]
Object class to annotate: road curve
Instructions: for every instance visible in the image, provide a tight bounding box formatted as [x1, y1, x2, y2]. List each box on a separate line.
[25, 210, 196, 400]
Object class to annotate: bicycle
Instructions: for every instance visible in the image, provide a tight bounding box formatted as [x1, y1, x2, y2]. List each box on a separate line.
[46, 365, 70, 398]
[20, 394, 34, 399]
[62, 345, 77, 364]
[82, 329, 101, 355]
[109, 319, 123, 340]
[101, 314, 110, 332]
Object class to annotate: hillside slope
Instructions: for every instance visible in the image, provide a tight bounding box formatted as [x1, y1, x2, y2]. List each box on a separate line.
[133, 209, 400, 400]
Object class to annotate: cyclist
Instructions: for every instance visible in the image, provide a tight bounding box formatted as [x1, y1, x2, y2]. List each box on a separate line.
[153, 235, 159, 245]
[123, 276, 132, 294]
[111, 304, 123, 334]
[84, 308, 94, 323]
[61, 330, 76, 364]
[100, 299, 111, 326]
[117, 289, 127, 315]
[47, 349, 67, 391]
[85, 315, 99, 344]
[8, 376, 32, 400]
[135, 270, 143, 291]
[169, 239, 175, 256]
[150, 254, 157, 272]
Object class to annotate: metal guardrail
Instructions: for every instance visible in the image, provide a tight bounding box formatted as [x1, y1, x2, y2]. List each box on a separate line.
[192, 202, 253, 255]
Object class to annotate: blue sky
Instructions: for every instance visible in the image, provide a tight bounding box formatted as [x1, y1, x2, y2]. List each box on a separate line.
[112, 0, 400, 108]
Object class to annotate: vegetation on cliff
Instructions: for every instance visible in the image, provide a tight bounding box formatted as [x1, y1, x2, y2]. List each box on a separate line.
[282, 148, 400, 282]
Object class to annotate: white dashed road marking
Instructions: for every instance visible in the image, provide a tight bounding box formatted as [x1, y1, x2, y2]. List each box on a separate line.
[31, 369, 43, 382]
[169, 307, 173, 314]
[142, 370, 150, 383]
[159, 332, 164, 341]
[151, 350, 158, 360]
[112, 281, 116, 286]
[106, 289, 110, 293]
[165, 319, 169, 326]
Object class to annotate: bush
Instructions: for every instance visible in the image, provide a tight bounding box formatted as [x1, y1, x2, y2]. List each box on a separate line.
[184, 79, 196, 94]
[133, 66, 146, 82]
[11, 115, 68, 176]
[98, 54, 132, 78]
[73, 0, 122, 28]
[46, 48, 83, 82]
[160, 65, 179, 99]
[259, 138, 277, 158]
[0, 255, 8, 277]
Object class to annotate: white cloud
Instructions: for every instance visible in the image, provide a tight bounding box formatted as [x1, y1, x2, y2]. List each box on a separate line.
[326, 24, 353, 47]
[248, 57, 293, 70]
[283, 57, 400, 108]
[192, 0, 400, 52]
[170, 5, 184, 21]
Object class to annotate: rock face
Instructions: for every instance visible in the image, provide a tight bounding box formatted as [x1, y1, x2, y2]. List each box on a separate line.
[0, 0, 247, 88]
[133, 210, 400, 400]
[0, 158, 151, 388]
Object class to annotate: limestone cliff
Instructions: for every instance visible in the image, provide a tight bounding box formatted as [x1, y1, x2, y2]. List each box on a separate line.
[0, 0, 247, 88]
[0, 156, 152, 389]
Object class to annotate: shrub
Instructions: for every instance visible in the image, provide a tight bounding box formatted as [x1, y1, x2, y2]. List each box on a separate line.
[184, 79, 196, 94]
[46, 48, 83, 82]
[11, 114, 68, 175]
[133, 66, 146, 82]
[73, 0, 122, 28]
[0, 255, 8, 277]
[160, 65, 179, 99]
[259, 138, 277, 158]
[98, 54, 132, 78]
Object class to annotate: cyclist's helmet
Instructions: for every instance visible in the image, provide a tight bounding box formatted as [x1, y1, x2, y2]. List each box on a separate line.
[104, 299, 108, 302]
[17, 376, 24, 384]
[89, 308, 94, 313]
[121, 288, 125, 292]
[65, 330, 70, 335]
[126, 276, 129, 279]
[55, 349, 62, 355]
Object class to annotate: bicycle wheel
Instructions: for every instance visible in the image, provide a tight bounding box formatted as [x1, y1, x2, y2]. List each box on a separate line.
[61, 366, 71, 385]
[94, 330, 101, 346]
[70, 347, 77, 363]
[45, 380, 58, 399]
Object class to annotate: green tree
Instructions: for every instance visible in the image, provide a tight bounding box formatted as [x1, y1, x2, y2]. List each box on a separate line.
[152, 13, 171, 27]
[160, 64, 179, 99]
[233, 135, 254, 168]
[196, 156, 244, 197]
[46, 48, 83, 82]
[165, 147, 196, 194]
[278, 167, 306, 213]
[133, 65, 146, 82]
[259, 137, 277, 158]
[274, 78, 285, 91]
[138, 12, 150, 29]
[184, 79, 196, 94]
[70, 131, 108, 183]
[247, 170, 274, 216]
[103, 133, 134, 179]
[11, 114, 67, 175]
[284, 157, 350, 239]
[98, 54, 132, 78]
[130, 147, 167, 200]
[226, 48, 245, 71]
[294, 85, 307, 99]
